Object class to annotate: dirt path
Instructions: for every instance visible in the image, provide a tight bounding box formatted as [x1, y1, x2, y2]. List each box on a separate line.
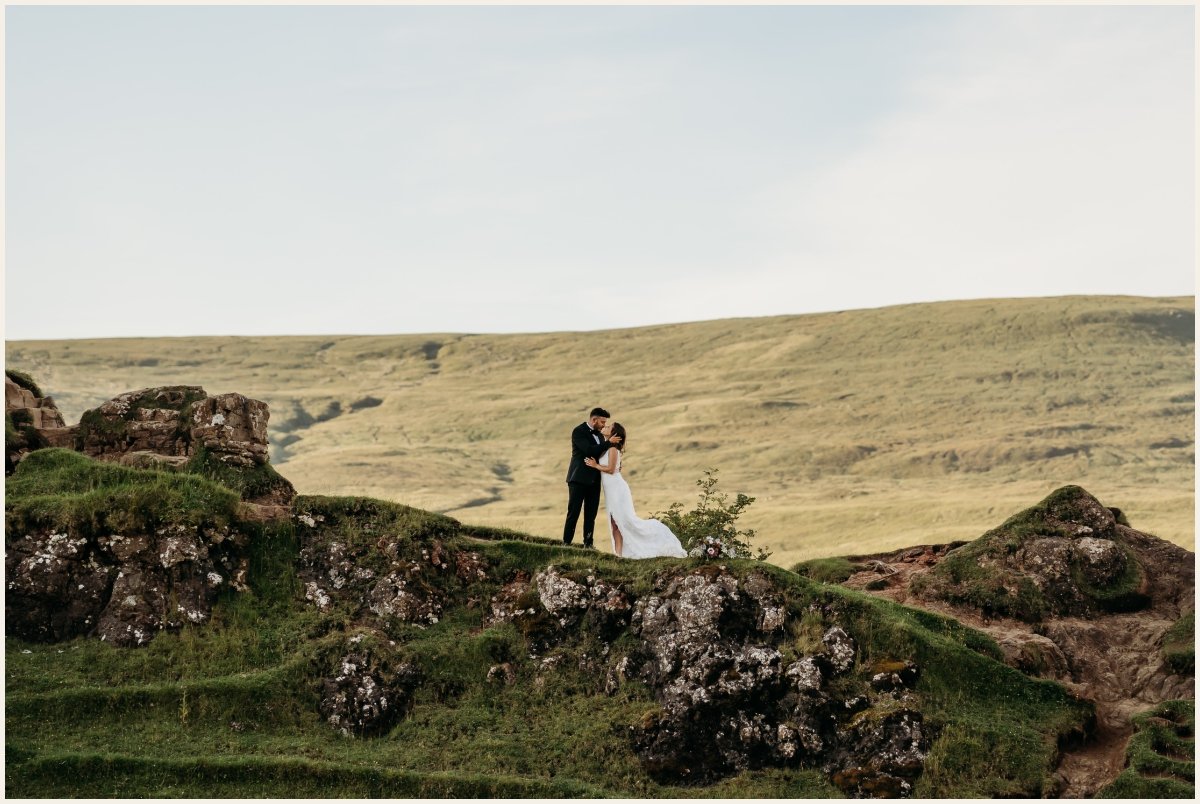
[840, 545, 1192, 797]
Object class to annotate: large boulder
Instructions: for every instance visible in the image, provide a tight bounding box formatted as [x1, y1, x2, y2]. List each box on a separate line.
[294, 501, 486, 630]
[74, 386, 274, 470]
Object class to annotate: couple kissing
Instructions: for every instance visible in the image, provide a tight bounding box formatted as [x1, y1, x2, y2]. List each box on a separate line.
[562, 407, 687, 559]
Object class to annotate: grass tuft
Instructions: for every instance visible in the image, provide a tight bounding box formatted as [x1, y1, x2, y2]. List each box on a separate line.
[1162, 612, 1195, 676]
[791, 556, 860, 584]
[5, 448, 241, 537]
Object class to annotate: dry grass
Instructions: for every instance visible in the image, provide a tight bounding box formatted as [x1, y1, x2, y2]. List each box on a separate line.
[7, 295, 1193, 566]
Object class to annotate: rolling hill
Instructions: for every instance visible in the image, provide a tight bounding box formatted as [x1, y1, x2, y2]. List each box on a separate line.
[5, 295, 1193, 567]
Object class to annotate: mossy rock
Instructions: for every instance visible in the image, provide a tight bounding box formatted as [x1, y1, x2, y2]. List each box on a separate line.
[916, 486, 1153, 622]
[5, 368, 44, 398]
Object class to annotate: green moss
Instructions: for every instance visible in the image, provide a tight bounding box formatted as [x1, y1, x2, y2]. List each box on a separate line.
[183, 445, 293, 502]
[791, 557, 860, 584]
[5, 753, 614, 798]
[1163, 612, 1195, 676]
[295, 494, 461, 551]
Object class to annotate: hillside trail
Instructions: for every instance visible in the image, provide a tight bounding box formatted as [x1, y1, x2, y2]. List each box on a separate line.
[841, 547, 1192, 798]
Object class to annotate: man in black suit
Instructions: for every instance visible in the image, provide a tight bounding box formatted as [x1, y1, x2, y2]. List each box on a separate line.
[563, 406, 622, 548]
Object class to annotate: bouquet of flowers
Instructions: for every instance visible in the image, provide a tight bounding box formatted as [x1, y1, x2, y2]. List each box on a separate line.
[688, 535, 739, 560]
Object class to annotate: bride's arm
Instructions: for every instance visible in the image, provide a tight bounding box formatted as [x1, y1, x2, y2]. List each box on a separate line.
[584, 447, 620, 474]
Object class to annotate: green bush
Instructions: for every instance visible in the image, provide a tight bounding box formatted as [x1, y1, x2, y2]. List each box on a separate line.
[653, 468, 769, 561]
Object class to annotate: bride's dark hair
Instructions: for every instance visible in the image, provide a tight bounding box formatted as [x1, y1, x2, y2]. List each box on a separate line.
[610, 422, 627, 452]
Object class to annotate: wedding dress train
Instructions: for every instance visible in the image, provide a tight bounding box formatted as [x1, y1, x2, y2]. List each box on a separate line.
[599, 450, 687, 559]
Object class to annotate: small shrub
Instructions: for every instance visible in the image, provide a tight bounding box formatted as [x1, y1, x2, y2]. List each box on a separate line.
[653, 469, 769, 561]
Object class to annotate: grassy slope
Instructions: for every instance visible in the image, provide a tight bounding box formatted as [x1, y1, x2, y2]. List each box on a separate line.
[6, 295, 1193, 567]
[4, 452, 1092, 798]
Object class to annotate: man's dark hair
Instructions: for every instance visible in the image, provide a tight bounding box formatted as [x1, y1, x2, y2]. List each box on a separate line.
[589, 407, 610, 419]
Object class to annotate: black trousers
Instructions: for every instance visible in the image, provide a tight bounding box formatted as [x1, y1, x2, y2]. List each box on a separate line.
[563, 481, 601, 546]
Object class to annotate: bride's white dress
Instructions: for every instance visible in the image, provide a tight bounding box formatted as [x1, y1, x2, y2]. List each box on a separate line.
[600, 450, 687, 559]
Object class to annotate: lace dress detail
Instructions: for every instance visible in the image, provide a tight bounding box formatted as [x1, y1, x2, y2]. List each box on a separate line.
[599, 450, 687, 559]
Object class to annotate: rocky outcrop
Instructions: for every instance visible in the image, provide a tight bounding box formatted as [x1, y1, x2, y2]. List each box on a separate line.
[5, 375, 67, 430]
[908, 487, 1190, 623]
[837, 485, 1195, 797]
[74, 386, 274, 471]
[6, 378, 294, 509]
[5, 522, 250, 647]
[5, 374, 68, 472]
[501, 563, 929, 795]
[5, 375, 295, 647]
[320, 649, 423, 737]
[295, 507, 486, 630]
[625, 566, 927, 794]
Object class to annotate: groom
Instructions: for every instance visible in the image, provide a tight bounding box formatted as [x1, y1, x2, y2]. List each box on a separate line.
[563, 407, 622, 548]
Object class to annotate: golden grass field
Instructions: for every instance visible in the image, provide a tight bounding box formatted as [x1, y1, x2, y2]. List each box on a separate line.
[6, 295, 1194, 567]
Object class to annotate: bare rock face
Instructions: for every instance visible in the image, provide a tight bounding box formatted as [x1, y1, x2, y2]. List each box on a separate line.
[5, 376, 67, 430]
[5, 375, 69, 472]
[828, 710, 929, 798]
[5, 523, 249, 647]
[501, 562, 930, 792]
[189, 394, 271, 467]
[319, 652, 423, 737]
[485, 571, 535, 626]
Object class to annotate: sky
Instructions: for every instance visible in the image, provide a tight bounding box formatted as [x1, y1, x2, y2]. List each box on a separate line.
[4, 3, 1195, 340]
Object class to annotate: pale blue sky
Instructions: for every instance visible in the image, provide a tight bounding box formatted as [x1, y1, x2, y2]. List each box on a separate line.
[5, 4, 1195, 340]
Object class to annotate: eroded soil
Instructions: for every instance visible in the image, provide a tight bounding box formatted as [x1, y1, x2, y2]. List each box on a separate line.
[840, 542, 1193, 797]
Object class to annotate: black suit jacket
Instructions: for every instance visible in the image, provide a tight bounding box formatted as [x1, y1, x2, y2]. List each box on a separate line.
[565, 422, 614, 485]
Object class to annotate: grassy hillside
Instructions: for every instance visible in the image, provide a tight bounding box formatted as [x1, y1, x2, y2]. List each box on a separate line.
[5, 450, 1093, 798]
[6, 295, 1193, 566]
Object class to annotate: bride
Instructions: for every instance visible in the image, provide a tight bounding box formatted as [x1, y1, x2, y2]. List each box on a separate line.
[584, 422, 687, 559]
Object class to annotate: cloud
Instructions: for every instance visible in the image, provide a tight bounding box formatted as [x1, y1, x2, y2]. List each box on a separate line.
[745, 6, 1194, 309]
